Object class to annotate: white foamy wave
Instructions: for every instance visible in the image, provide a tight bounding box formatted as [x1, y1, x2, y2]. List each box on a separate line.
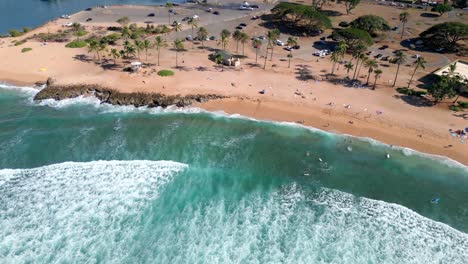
[140, 184, 468, 263]
[0, 82, 40, 96]
[35, 95, 102, 108]
[0, 160, 188, 263]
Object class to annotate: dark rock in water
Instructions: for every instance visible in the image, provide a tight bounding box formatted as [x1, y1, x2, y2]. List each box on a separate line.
[34, 83, 226, 108]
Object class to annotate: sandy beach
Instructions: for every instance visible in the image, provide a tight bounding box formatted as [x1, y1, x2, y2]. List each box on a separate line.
[0, 1, 467, 164]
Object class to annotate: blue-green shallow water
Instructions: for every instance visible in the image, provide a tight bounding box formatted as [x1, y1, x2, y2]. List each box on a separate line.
[0, 84, 467, 263]
[0, 0, 181, 34]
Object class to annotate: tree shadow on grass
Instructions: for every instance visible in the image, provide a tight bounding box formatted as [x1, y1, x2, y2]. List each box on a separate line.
[295, 64, 314, 81]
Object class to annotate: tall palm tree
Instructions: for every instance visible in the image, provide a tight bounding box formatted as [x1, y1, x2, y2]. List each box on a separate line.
[344, 62, 353, 78]
[134, 39, 144, 60]
[172, 21, 182, 37]
[373, 69, 383, 90]
[142, 39, 151, 61]
[356, 55, 368, 80]
[233, 30, 242, 54]
[330, 51, 340, 75]
[87, 40, 99, 60]
[286, 37, 298, 68]
[173, 38, 184, 68]
[165, 2, 173, 25]
[154, 36, 167, 66]
[219, 29, 230, 51]
[119, 49, 126, 60]
[335, 40, 348, 70]
[121, 26, 131, 41]
[187, 18, 198, 48]
[110, 48, 120, 65]
[240, 32, 249, 56]
[197, 27, 208, 49]
[365, 59, 378, 85]
[252, 38, 262, 64]
[269, 29, 280, 61]
[161, 25, 170, 40]
[392, 50, 407, 87]
[399, 12, 409, 39]
[408, 56, 427, 88]
[351, 44, 367, 80]
[71, 23, 82, 41]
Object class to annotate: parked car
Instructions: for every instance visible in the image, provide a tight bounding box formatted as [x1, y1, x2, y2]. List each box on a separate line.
[239, 23, 247, 27]
[85, 7, 93, 11]
[236, 26, 243, 30]
[192, 15, 199, 20]
[86, 18, 92, 22]
[209, 36, 216, 40]
[148, 13, 155, 17]
[276, 39, 284, 46]
[251, 4, 259, 8]
[381, 56, 389, 61]
[293, 45, 300, 49]
[239, 6, 254, 11]
[435, 47, 445, 52]
[182, 16, 190, 21]
[186, 35, 193, 41]
[379, 45, 389, 50]
[206, 8, 212, 12]
[251, 15, 259, 20]
[375, 54, 383, 59]
[213, 11, 220, 15]
[258, 36, 266, 40]
[392, 26, 399, 31]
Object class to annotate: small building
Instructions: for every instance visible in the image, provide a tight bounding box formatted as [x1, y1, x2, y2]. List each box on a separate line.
[130, 61, 142, 72]
[215, 51, 241, 67]
[433, 60, 468, 80]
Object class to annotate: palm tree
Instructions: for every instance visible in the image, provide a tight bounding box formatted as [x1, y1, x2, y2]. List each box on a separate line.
[213, 53, 223, 65]
[330, 51, 340, 75]
[252, 38, 262, 64]
[97, 42, 108, 62]
[269, 29, 280, 61]
[124, 41, 136, 59]
[142, 39, 151, 61]
[121, 26, 131, 41]
[286, 37, 298, 68]
[172, 21, 182, 37]
[110, 48, 120, 65]
[351, 44, 367, 80]
[356, 55, 368, 80]
[233, 30, 242, 54]
[154, 36, 167, 66]
[197, 27, 208, 49]
[219, 29, 230, 51]
[187, 18, 198, 48]
[408, 56, 427, 88]
[335, 40, 348, 70]
[87, 40, 99, 60]
[71, 23, 82, 41]
[161, 25, 170, 40]
[119, 49, 126, 61]
[373, 69, 383, 90]
[165, 2, 173, 24]
[344, 62, 353, 78]
[240, 32, 249, 56]
[392, 50, 407, 87]
[173, 38, 184, 68]
[134, 39, 144, 60]
[399, 12, 409, 39]
[365, 59, 378, 85]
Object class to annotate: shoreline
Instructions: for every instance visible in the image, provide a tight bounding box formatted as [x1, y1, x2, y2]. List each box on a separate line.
[1, 79, 467, 166]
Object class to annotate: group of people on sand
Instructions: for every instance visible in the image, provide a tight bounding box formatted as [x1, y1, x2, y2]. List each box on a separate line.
[449, 128, 468, 143]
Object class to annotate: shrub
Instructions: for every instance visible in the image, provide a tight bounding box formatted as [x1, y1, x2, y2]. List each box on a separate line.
[449, 105, 461, 112]
[14, 39, 27, 46]
[65, 40, 87, 48]
[22, 27, 31, 33]
[457, 101, 468, 109]
[9, 29, 23, 37]
[21, 47, 32, 53]
[158, 70, 174, 77]
[75, 30, 88, 37]
[396, 87, 427, 97]
[339, 21, 349, 28]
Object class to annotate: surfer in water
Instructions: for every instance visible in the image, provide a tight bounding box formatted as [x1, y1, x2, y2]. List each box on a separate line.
[431, 197, 440, 204]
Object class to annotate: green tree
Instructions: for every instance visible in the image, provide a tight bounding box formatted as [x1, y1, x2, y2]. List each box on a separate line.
[116, 17, 130, 27]
[121, 26, 131, 41]
[213, 53, 223, 65]
[431, 4, 453, 16]
[173, 38, 184, 68]
[71, 23, 83, 41]
[271, 3, 332, 35]
[142, 39, 151, 61]
[165, 2, 174, 24]
[161, 25, 170, 40]
[233, 30, 242, 54]
[154, 36, 167, 66]
[330, 51, 340, 75]
[392, 50, 407, 87]
[344, 62, 354, 78]
[352, 46, 367, 80]
[408, 56, 427, 88]
[134, 39, 143, 60]
[364, 59, 378, 85]
[373, 69, 382, 90]
[349, 15, 390, 35]
[119, 49, 126, 60]
[110, 48, 120, 65]
[219, 29, 231, 51]
[197, 27, 208, 49]
[87, 39, 100, 60]
[344, 0, 361, 15]
[268, 29, 280, 61]
[332, 28, 373, 53]
[286, 37, 298, 68]
[172, 21, 182, 37]
[356, 55, 367, 80]
[240, 32, 249, 56]
[419, 22, 468, 51]
[252, 38, 262, 64]
[399, 12, 409, 39]
[427, 76, 457, 104]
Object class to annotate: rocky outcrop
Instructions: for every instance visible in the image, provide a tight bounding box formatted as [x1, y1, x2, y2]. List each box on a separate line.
[34, 83, 226, 108]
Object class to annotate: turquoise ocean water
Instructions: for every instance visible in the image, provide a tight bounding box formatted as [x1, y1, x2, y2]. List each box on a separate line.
[0, 83, 467, 263]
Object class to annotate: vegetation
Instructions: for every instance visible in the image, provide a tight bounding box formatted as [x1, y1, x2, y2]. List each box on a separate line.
[373, 69, 382, 90]
[270, 3, 332, 35]
[158, 69, 174, 76]
[344, 62, 354, 78]
[349, 15, 390, 36]
[364, 59, 378, 85]
[419, 22, 468, 51]
[219, 29, 231, 51]
[431, 4, 453, 16]
[332, 28, 373, 52]
[396, 87, 427, 97]
[330, 40, 348, 75]
[65, 40, 87, 48]
[252, 38, 262, 64]
[286, 37, 298, 68]
[338, 21, 349, 28]
[154, 36, 167, 66]
[265, 29, 280, 67]
[197, 27, 208, 48]
[343, 0, 361, 15]
[172, 39, 184, 68]
[399, 12, 409, 39]
[408, 57, 427, 88]
[14, 39, 27, 46]
[116, 17, 130, 27]
[233, 30, 242, 54]
[392, 50, 407, 87]
[21, 47, 32, 53]
[427, 76, 457, 104]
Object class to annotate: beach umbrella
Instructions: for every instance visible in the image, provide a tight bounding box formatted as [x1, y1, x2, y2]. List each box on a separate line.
[465, 127, 468, 132]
